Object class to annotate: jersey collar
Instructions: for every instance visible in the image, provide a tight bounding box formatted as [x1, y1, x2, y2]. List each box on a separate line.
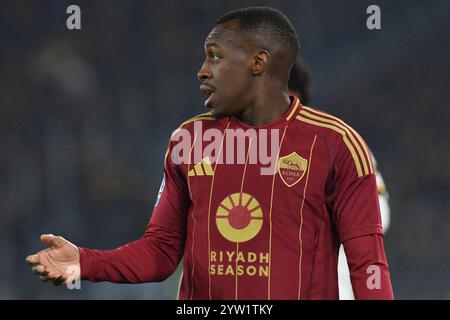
[230, 96, 302, 129]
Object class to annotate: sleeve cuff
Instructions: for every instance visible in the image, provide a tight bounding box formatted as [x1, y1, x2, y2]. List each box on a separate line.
[340, 225, 383, 243]
[78, 246, 93, 280]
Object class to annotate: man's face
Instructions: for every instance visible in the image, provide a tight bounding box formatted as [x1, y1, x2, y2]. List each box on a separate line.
[197, 21, 254, 118]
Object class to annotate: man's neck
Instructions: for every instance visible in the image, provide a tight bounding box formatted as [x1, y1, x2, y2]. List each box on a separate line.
[237, 91, 291, 126]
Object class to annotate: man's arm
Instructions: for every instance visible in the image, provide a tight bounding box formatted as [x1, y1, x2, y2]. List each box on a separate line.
[337, 151, 392, 300]
[78, 223, 185, 283]
[27, 139, 190, 285]
[343, 234, 394, 299]
[329, 130, 394, 299]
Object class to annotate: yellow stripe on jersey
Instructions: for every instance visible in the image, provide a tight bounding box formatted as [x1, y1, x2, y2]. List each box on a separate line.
[299, 109, 372, 176]
[286, 98, 300, 121]
[183, 111, 214, 124]
[302, 107, 374, 174]
[296, 115, 364, 177]
[171, 112, 215, 138]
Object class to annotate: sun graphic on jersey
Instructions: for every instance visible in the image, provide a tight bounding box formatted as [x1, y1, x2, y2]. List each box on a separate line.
[216, 193, 263, 243]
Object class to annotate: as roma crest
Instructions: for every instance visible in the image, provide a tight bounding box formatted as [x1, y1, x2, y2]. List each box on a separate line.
[278, 152, 308, 187]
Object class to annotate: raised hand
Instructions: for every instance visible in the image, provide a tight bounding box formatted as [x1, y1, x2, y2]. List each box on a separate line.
[26, 234, 80, 285]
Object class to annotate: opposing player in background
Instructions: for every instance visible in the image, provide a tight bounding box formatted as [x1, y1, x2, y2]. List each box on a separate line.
[26, 7, 393, 299]
[288, 59, 391, 299]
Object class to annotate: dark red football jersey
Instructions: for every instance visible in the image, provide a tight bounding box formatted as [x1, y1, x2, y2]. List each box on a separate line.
[79, 96, 393, 299]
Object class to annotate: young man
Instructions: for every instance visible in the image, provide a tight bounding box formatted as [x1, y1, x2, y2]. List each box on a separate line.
[288, 59, 392, 299]
[26, 7, 393, 299]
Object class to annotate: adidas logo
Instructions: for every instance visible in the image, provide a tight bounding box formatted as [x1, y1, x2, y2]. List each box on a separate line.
[188, 157, 214, 177]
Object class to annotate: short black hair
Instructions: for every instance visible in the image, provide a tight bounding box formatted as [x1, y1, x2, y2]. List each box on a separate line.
[288, 58, 312, 105]
[215, 7, 300, 64]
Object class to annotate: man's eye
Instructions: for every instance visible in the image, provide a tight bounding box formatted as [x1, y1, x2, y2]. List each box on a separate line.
[210, 53, 219, 63]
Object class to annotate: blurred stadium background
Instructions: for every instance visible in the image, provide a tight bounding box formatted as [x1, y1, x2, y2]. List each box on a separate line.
[1, 0, 449, 299]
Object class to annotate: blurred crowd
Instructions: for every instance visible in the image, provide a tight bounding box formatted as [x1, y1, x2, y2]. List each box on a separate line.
[1, 0, 449, 299]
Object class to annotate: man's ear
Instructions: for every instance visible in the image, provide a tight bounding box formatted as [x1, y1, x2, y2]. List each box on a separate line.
[251, 50, 270, 75]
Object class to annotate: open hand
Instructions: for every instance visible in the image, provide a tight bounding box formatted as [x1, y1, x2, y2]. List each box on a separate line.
[26, 234, 80, 285]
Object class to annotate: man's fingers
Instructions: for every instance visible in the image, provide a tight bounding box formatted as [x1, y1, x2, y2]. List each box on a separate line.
[52, 276, 66, 286]
[47, 270, 63, 279]
[26, 254, 39, 265]
[32, 265, 46, 275]
[40, 234, 65, 248]
[34, 266, 65, 283]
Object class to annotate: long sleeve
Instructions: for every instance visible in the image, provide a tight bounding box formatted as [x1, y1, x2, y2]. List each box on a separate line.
[343, 234, 394, 299]
[328, 128, 393, 299]
[78, 223, 185, 283]
[79, 139, 190, 283]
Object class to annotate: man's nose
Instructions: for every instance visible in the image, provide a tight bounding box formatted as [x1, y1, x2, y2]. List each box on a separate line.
[197, 61, 212, 82]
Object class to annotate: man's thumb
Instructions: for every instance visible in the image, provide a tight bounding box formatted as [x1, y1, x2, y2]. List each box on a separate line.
[40, 234, 65, 248]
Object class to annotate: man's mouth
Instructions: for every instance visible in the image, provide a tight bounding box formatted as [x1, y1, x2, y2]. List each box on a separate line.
[200, 84, 215, 108]
[200, 84, 214, 95]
